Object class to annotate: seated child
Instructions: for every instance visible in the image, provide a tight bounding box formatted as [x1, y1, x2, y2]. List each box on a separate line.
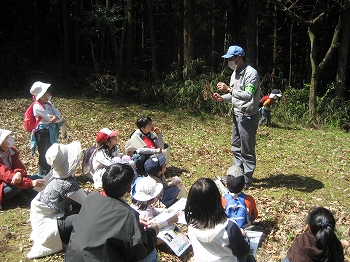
[65, 164, 159, 262]
[27, 141, 88, 259]
[131, 176, 179, 245]
[131, 176, 164, 220]
[144, 153, 186, 208]
[283, 206, 344, 262]
[185, 177, 251, 262]
[90, 128, 120, 188]
[131, 176, 178, 225]
[0, 128, 45, 210]
[130, 116, 170, 175]
[222, 165, 258, 228]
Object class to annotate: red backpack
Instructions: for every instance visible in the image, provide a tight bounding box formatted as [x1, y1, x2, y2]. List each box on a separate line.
[23, 99, 51, 132]
[259, 95, 270, 107]
[142, 136, 156, 149]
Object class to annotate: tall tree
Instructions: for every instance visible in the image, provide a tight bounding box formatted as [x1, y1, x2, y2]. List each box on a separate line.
[271, 0, 347, 121]
[62, 0, 69, 74]
[183, 0, 195, 63]
[125, 0, 134, 69]
[147, 0, 159, 80]
[335, 4, 350, 98]
[246, 0, 258, 67]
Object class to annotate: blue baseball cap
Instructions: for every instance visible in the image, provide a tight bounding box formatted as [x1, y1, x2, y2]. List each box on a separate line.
[222, 45, 246, 58]
[144, 153, 166, 176]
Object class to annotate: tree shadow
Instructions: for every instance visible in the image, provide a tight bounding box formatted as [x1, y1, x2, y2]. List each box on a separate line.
[254, 173, 324, 192]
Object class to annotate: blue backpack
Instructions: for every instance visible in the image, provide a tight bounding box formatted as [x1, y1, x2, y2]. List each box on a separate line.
[223, 193, 250, 228]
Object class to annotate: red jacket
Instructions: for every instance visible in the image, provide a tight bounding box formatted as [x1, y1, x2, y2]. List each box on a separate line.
[0, 147, 33, 204]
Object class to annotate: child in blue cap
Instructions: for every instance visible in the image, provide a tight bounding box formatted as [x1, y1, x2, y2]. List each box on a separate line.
[144, 153, 186, 207]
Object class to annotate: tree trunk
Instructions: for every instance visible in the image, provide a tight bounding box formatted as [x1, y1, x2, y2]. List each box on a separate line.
[308, 24, 318, 120]
[62, 0, 69, 75]
[183, 0, 194, 63]
[177, 0, 184, 71]
[74, 1, 80, 67]
[246, 0, 258, 67]
[119, 0, 131, 65]
[335, 6, 350, 98]
[147, 0, 159, 80]
[270, 0, 344, 121]
[271, 3, 277, 87]
[126, 0, 134, 68]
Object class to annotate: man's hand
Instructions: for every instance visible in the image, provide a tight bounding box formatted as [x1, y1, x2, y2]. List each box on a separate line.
[211, 93, 223, 102]
[216, 82, 229, 92]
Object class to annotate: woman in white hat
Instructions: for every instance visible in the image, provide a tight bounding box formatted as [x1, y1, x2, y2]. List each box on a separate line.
[27, 141, 88, 259]
[29, 81, 64, 176]
[0, 128, 45, 209]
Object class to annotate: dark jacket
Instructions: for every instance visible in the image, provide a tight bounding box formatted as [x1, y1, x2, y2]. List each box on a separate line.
[64, 192, 157, 262]
[287, 232, 325, 262]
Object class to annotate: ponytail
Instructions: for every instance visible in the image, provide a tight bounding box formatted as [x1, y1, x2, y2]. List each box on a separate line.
[307, 207, 344, 262]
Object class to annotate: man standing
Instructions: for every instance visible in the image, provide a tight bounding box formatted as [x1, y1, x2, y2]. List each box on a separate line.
[212, 45, 260, 189]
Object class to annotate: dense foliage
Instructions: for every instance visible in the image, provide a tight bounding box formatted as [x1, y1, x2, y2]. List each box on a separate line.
[0, 0, 349, 128]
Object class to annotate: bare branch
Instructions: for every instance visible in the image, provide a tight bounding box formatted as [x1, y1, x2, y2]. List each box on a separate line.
[270, 0, 309, 24]
[319, 10, 342, 71]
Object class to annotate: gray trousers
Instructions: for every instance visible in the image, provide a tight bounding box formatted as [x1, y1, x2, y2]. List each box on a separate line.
[232, 112, 259, 184]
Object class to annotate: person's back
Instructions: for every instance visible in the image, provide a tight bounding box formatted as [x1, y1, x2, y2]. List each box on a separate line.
[222, 166, 258, 228]
[283, 207, 344, 262]
[185, 178, 250, 262]
[65, 164, 158, 262]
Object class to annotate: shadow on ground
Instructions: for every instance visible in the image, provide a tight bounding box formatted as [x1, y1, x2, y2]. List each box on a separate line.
[2, 191, 33, 210]
[165, 166, 189, 179]
[254, 173, 324, 192]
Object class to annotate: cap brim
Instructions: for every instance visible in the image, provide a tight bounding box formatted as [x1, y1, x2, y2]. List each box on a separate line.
[222, 54, 234, 58]
[110, 130, 119, 137]
[276, 94, 282, 97]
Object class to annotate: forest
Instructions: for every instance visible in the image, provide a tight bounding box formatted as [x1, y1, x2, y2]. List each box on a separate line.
[1, 0, 350, 124]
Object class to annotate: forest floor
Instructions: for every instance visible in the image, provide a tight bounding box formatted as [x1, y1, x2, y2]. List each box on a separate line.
[1, 96, 350, 261]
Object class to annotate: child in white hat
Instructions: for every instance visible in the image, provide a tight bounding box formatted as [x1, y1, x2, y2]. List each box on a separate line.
[131, 176, 164, 220]
[27, 141, 88, 259]
[0, 128, 45, 210]
[29, 81, 65, 176]
[131, 176, 178, 245]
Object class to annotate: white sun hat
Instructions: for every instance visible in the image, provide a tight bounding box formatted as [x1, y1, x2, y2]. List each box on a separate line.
[30, 81, 51, 100]
[0, 129, 12, 145]
[133, 176, 163, 201]
[45, 141, 82, 179]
